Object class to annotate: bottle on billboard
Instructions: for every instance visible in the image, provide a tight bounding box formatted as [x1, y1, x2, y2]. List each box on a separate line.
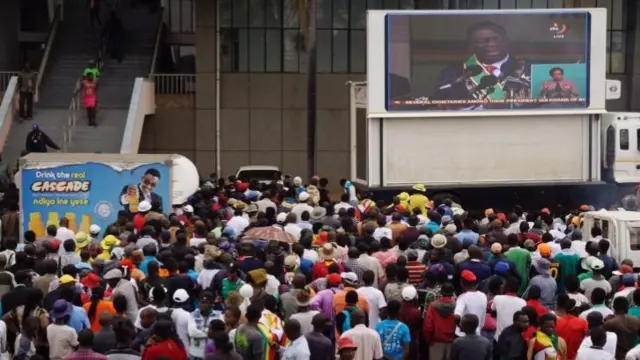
[80, 214, 92, 234]
[47, 212, 60, 227]
[127, 185, 139, 213]
[29, 213, 45, 237]
[65, 212, 78, 232]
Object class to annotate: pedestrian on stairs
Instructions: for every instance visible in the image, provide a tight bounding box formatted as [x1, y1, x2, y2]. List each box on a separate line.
[89, 0, 103, 27]
[18, 62, 36, 121]
[25, 125, 60, 153]
[83, 74, 98, 127]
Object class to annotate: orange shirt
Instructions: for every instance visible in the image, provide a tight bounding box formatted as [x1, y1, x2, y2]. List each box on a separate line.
[333, 287, 370, 314]
[556, 314, 588, 360]
[83, 300, 116, 332]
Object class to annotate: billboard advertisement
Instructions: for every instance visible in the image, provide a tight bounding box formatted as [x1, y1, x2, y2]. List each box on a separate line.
[376, 10, 603, 114]
[21, 162, 171, 237]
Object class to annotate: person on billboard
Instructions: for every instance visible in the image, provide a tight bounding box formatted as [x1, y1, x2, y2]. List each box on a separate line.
[430, 21, 531, 109]
[538, 67, 580, 99]
[119, 168, 163, 216]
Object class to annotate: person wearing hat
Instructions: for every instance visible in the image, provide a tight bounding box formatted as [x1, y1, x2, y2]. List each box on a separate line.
[531, 242, 560, 279]
[47, 299, 79, 359]
[579, 257, 612, 300]
[408, 184, 429, 216]
[524, 258, 557, 309]
[312, 243, 345, 281]
[336, 335, 359, 360]
[169, 288, 192, 348]
[97, 235, 120, 261]
[75, 231, 90, 253]
[426, 244, 455, 279]
[289, 288, 320, 335]
[311, 272, 344, 320]
[399, 285, 421, 356]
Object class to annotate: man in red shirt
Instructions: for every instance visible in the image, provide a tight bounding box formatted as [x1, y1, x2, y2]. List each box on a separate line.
[422, 283, 457, 360]
[405, 251, 426, 286]
[555, 294, 588, 360]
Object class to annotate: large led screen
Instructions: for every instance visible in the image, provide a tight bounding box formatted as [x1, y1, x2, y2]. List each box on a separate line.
[386, 11, 591, 111]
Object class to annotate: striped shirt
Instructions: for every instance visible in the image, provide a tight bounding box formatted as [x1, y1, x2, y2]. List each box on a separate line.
[406, 261, 426, 286]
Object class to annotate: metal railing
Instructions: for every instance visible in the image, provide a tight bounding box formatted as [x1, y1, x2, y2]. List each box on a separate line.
[150, 74, 195, 94]
[63, 28, 109, 151]
[35, 3, 62, 103]
[149, 6, 166, 75]
[0, 72, 19, 92]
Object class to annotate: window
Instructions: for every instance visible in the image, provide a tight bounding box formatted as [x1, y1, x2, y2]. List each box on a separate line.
[620, 128, 629, 150]
[630, 227, 640, 251]
[219, 0, 415, 73]
[452, 0, 628, 75]
[602, 219, 610, 239]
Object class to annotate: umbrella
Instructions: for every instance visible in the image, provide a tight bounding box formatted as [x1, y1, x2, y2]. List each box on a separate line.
[241, 226, 295, 244]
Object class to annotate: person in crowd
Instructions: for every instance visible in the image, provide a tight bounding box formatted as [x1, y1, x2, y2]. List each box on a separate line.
[450, 314, 493, 360]
[141, 318, 188, 360]
[341, 310, 383, 360]
[555, 294, 588, 360]
[93, 312, 117, 354]
[422, 282, 456, 360]
[603, 297, 640, 359]
[64, 329, 107, 360]
[579, 311, 617, 358]
[527, 313, 567, 360]
[497, 311, 530, 360]
[25, 124, 60, 153]
[47, 299, 79, 360]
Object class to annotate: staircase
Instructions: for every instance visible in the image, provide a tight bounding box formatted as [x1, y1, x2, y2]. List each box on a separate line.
[2, 0, 158, 164]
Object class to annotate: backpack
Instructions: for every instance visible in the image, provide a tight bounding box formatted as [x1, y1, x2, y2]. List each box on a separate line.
[340, 309, 353, 333]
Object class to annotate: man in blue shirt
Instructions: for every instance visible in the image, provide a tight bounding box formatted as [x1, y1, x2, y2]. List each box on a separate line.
[455, 217, 479, 246]
[376, 300, 411, 360]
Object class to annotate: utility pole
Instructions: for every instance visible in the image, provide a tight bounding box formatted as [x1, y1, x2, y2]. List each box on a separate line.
[305, 0, 317, 179]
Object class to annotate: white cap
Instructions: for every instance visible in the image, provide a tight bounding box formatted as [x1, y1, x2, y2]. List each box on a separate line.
[103, 268, 123, 280]
[293, 176, 302, 186]
[591, 258, 605, 271]
[138, 201, 152, 212]
[401, 285, 418, 301]
[298, 192, 310, 202]
[239, 284, 253, 299]
[89, 224, 101, 235]
[173, 289, 189, 303]
[340, 272, 358, 285]
[276, 212, 288, 223]
[183, 205, 194, 213]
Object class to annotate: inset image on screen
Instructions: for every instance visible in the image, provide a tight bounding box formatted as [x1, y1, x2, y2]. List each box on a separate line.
[386, 11, 590, 111]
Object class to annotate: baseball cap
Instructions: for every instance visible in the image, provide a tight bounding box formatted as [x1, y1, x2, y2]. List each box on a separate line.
[59, 275, 76, 285]
[490, 242, 502, 254]
[327, 273, 342, 286]
[591, 258, 605, 271]
[89, 224, 101, 235]
[337, 336, 358, 352]
[461, 270, 476, 282]
[276, 212, 287, 223]
[341, 272, 358, 285]
[103, 268, 123, 280]
[538, 243, 552, 257]
[183, 205, 194, 213]
[621, 274, 636, 287]
[494, 261, 510, 275]
[401, 285, 418, 301]
[173, 289, 189, 303]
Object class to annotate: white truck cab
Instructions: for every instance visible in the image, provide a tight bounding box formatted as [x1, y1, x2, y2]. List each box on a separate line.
[582, 210, 640, 266]
[602, 113, 640, 185]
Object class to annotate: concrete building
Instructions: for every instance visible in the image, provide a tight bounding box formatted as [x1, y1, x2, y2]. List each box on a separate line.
[7, 0, 640, 181]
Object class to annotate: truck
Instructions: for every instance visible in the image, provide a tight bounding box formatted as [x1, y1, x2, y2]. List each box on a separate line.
[350, 8, 636, 211]
[16, 153, 199, 238]
[581, 210, 640, 267]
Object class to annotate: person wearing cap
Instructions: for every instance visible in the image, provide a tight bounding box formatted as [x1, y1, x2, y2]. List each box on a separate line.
[333, 273, 369, 315]
[312, 243, 345, 281]
[105, 268, 138, 322]
[523, 257, 557, 309]
[531, 241, 560, 278]
[613, 274, 637, 304]
[88, 224, 102, 245]
[310, 272, 344, 320]
[407, 184, 429, 216]
[291, 191, 315, 220]
[579, 257, 611, 300]
[399, 285, 421, 355]
[454, 270, 487, 336]
[289, 288, 320, 335]
[47, 299, 80, 359]
[457, 246, 492, 286]
[336, 335, 358, 360]
[166, 288, 191, 348]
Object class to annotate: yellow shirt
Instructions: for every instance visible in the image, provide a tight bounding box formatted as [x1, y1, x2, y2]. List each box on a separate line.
[408, 193, 429, 216]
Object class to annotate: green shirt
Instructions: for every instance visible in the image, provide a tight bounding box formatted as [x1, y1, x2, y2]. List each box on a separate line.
[577, 271, 593, 282]
[554, 252, 581, 294]
[504, 247, 531, 295]
[222, 278, 244, 300]
[628, 306, 640, 318]
[83, 67, 100, 79]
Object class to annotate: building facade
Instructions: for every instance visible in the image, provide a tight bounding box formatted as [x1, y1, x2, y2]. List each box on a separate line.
[142, 0, 639, 182]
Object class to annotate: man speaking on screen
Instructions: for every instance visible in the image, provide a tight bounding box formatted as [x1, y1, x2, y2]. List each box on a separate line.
[431, 21, 531, 109]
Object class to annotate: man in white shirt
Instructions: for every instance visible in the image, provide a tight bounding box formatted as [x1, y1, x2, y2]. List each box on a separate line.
[55, 217, 76, 255]
[576, 328, 615, 360]
[491, 277, 526, 340]
[454, 270, 487, 336]
[283, 213, 302, 241]
[334, 193, 354, 214]
[291, 192, 314, 220]
[357, 270, 387, 329]
[341, 310, 383, 360]
[281, 319, 311, 360]
[579, 311, 617, 358]
[580, 288, 614, 320]
[227, 207, 250, 235]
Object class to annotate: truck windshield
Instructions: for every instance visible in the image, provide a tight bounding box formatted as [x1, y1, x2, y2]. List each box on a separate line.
[237, 170, 279, 182]
[629, 226, 640, 251]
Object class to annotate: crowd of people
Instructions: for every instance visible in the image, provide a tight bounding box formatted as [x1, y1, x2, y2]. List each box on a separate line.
[0, 175, 637, 360]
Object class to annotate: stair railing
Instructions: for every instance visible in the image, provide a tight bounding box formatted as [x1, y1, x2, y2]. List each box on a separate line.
[35, 3, 62, 103]
[63, 26, 109, 152]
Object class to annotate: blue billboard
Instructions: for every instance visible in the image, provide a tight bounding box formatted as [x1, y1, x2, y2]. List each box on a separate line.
[21, 162, 171, 237]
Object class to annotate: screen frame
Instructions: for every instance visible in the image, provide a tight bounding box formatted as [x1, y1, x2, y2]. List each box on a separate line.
[366, 8, 607, 118]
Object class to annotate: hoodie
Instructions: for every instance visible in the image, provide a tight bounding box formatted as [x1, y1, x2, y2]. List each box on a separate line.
[422, 296, 456, 343]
